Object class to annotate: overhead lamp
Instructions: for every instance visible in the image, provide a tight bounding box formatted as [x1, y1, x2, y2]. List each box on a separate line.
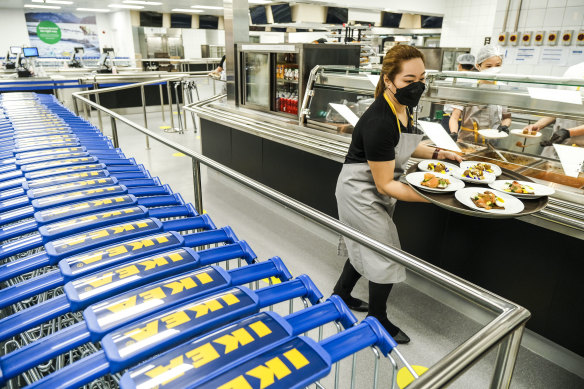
[190, 5, 223, 10]
[31, 0, 74, 4]
[77, 7, 110, 12]
[122, 1, 163, 5]
[108, 4, 145, 9]
[171, 8, 204, 13]
[24, 4, 61, 9]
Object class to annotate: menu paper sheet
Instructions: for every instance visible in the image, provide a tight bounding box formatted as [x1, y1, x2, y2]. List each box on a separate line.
[527, 87, 582, 105]
[418, 120, 462, 153]
[553, 144, 584, 178]
[329, 103, 360, 127]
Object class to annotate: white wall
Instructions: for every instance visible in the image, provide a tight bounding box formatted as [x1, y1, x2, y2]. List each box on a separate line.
[0, 8, 30, 49]
[348, 9, 379, 24]
[492, 0, 584, 76]
[287, 32, 328, 43]
[96, 11, 136, 62]
[183, 29, 226, 58]
[440, 0, 497, 55]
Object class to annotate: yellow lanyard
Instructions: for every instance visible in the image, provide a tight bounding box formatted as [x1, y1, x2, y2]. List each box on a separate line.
[383, 93, 401, 134]
[384, 93, 413, 134]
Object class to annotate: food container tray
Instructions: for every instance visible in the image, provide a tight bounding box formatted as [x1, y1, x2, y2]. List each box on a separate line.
[466, 150, 541, 172]
[522, 160, 584, 189]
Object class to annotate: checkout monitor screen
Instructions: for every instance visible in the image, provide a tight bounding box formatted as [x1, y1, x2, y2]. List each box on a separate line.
[22, 47, 39, 57]
[10, 46, 22, 55]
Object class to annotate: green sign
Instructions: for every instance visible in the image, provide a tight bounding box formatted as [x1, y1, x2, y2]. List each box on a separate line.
[37, 20, 61, 44]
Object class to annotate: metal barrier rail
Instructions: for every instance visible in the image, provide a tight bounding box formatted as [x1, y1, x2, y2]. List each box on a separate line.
[73, 83, 531, 389]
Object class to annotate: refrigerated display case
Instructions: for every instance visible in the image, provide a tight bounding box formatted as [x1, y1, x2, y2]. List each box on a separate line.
[236, 43, 359, 118]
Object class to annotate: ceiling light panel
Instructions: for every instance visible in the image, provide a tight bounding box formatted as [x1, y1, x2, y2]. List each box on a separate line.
[24, 4, 61, 8]
[171, 8, 204, 13]
[77, 7, 110, 12]
[190, 5, 223, 10]
[122, 1, 163, 5]
[31, 0, 74, 4]
[108, 4, 145, 9]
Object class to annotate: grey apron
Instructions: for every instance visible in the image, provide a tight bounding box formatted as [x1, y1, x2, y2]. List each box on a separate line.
[459, 104, 504, 143]
[336, 131, 423, 284]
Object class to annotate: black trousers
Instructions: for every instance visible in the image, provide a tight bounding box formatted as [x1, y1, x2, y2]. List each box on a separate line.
[333, 258, 399, 335]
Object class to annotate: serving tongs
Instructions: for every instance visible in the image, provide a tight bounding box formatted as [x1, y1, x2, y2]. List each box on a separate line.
[486, 141, 509, 162]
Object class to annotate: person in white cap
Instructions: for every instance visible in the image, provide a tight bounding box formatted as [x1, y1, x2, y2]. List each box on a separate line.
[458, 44, 513, 144]
[441, 53, 476, 139]
[523, 61, 584, 151]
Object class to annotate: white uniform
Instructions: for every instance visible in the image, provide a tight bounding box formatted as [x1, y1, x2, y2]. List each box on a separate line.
[555, 62, 584, 147]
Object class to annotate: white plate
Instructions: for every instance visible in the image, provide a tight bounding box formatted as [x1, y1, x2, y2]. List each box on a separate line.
[510, 129, 542, 138]
[406, 171, 465, 193]
[417, 159, 459, 175]
[454, 188, 525, 215]
[459, 161, 503, 177]
[488, 180, 555, 198]
[478, 129, 508, 139]
[453, 167, 497, 185]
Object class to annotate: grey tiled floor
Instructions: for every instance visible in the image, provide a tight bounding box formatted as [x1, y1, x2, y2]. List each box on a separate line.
[81, 82, 583, 389]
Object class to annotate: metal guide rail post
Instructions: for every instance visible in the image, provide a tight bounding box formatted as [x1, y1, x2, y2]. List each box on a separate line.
[1, 92, 421, 389]
[71, 80, 532, 387]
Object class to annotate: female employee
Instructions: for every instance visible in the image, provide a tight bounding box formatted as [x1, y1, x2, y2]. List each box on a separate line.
[332, 45, 462, 344]
[458, 45, 512, 143]
[442, 53, 476, 139]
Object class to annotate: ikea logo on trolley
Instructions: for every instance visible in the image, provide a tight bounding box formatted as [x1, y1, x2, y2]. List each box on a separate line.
[63, 232, 181, 277]
[104, 288, 254, 364]
[199, 338, 326, 389]
[34, 186, 125, 209]
[40, 206, 145, 239]
[25, 164, 104, 179]
[86, 267, 228, 335]
[124, 313, 291, 389]
[26, 170, 108, 190]
[45, 218, 161, 257]
[28, 178, 114, 199]
[70, 249, 194, 302]
[35, 195, 135, 223]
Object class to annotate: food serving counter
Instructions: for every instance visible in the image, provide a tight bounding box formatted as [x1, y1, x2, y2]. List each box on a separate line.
[192, 66, 584, 360]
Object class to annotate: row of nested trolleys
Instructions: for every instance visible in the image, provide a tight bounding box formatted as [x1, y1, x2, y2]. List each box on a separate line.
[0, 92, 416, 389]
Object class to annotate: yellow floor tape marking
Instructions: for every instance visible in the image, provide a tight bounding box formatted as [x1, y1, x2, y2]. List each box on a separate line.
[160, 125, 171, 130]
[397, 365, 428, 388]
[172, 152, 185, 157]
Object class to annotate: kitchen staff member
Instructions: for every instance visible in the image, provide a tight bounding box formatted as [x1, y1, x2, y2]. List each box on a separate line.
[459, 45, 512, 143]
[523, 61, 584, 150]
[333, 45, 462, 344]
[442, 53, 476, 139]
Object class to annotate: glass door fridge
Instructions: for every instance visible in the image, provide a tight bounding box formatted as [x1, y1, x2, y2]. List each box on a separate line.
[241, 51, 271, 110]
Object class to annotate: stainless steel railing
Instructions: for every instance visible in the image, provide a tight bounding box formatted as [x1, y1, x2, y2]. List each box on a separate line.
[73, 82, 531, 389]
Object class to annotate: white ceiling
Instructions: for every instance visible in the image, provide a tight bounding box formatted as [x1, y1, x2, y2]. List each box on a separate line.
[0, 0, 447, 17]
[0, 0, 234, 15]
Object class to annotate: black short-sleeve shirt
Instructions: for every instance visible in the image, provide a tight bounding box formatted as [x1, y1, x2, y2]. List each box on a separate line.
[345, 94, 412, 164]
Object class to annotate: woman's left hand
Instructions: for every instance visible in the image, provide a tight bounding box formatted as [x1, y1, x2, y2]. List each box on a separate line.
[438, 150, 463, 163]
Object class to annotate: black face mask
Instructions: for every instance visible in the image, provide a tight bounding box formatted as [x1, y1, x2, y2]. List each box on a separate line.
[390, 81, 426, 107]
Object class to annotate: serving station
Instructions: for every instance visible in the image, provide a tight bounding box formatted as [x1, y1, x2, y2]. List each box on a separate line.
[192, 65, 584, 357]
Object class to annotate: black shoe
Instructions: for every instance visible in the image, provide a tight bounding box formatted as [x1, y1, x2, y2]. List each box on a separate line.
[336, 295, 369, 312]
[392, 329, 411, 344]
